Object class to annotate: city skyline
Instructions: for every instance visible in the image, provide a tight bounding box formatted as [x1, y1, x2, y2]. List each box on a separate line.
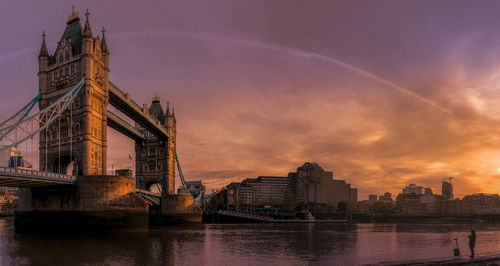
[3, 1, 500, 199]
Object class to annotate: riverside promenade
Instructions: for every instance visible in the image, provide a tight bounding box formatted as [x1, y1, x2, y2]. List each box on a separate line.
[366, 253, 500, 266]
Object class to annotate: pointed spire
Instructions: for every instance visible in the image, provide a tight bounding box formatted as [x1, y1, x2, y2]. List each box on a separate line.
[83, 9, 93, 37]
[67, 5, 79, 23]
[39, 31, 48, 58]
[166, 101, 170, 116]
[101, 27, 109, 54]
[152, 92, 160, 103]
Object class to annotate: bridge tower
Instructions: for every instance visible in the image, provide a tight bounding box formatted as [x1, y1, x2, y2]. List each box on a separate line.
[135, 97, 177, 194]
[38, 8, 109, 176]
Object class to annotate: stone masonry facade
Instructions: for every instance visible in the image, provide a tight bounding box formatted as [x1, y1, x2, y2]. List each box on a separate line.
[37, 8, 178, 196]
[38, 8, 109, 176]
[135, 97, 177, 195]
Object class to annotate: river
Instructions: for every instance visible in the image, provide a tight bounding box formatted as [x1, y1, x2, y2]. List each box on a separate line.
[1, 217, 500, 265]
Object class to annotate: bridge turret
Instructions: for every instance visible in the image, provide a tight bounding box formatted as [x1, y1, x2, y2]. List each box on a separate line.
[82, 10, 93, 38]
[38, 7, 109, 176]
[166, 105, 176, 194]
[38, 31, 49, 93]
[101, 27, 109, 57]
[82, 10, 93, 78]
[38, 32, 49, 61]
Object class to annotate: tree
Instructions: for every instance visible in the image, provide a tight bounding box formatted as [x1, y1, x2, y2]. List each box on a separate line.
[337, 201, 356, 213]
[372, 201, 393, 213]
[281, 192, 296, 212]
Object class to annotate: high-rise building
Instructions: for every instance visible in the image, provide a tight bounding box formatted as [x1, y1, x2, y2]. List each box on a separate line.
[442, 180, 454, 200]
[402, 184, 423, 195]
[292, 162, 357, 211]
[349, 188, 358, 203]
[379, 192, 392, 202]
[211, 177, 289, 210]
[369, 195, 378, 205]
[0, 147, 32, 169]
[211, 162, 357, 212]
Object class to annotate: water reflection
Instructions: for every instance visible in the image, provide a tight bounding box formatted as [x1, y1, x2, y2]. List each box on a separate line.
[2, 218, 500, 265]
[208, 223, 358, 263]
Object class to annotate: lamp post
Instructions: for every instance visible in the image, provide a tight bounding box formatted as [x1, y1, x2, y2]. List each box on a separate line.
[314, 178, 319, 213]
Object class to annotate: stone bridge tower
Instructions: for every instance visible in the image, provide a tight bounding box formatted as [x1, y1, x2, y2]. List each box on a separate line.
[135, 97, 177, 195]
[38, 8, 109, 176]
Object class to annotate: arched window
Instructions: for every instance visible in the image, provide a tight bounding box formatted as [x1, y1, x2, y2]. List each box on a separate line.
[72, 122, 80, 136]
[60, 121, 68, 138]
[51, 127, 57, 140]
[59, 53, 63, 64]
[74, 98, 80, 109]
[65, 50, 70, 61]
[148, 161, 156, 172]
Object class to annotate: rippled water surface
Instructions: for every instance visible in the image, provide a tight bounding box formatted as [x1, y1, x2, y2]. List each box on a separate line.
[2, 217, 500, 265]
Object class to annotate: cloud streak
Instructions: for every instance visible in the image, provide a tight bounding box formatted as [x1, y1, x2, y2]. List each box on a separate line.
[109, 30, 450, 113]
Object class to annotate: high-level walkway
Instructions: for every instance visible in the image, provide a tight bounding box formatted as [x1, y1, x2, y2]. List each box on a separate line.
[107, 111, 145, 141]
[108, 82, 168, 140]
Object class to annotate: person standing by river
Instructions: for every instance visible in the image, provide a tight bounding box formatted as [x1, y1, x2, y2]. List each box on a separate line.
[468, 229, 476, 258]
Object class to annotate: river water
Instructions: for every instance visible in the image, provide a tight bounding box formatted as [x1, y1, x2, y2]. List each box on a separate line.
[1, 217, 500, 265]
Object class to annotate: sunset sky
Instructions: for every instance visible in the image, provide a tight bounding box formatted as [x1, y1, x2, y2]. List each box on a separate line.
[3, 1, 500, 199]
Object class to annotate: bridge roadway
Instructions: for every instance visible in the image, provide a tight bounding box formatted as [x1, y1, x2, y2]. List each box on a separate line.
[108, 82, 168, 140]
[0, 166, 76, 187]
[0, 167, 161, 203]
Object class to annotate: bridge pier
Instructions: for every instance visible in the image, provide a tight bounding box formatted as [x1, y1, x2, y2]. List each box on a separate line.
[14, 175, 202, 228]
[15, 175, 149, 229]
[150, 194, 202, 224]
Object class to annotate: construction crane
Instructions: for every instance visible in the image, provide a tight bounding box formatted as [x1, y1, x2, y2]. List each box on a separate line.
[443, 177, 454, 183]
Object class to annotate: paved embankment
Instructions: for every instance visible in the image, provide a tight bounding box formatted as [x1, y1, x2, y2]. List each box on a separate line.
[365, 254, 500, 266]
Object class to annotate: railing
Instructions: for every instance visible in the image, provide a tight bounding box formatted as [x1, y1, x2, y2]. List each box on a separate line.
[135, 188, 161, 198]
[109, 82, 143, 112]
[0, 166, 77, 183]
[135, 188, 161, 205]
[217, 210, 273, 222]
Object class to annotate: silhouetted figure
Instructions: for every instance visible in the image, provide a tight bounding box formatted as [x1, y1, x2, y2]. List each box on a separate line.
[468, 229, 476, 258]
[453, 238, 460, 257]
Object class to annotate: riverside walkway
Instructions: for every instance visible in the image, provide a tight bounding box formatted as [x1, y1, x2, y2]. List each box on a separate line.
[215, 210, 346, 223]
[366, 253, 500, 266]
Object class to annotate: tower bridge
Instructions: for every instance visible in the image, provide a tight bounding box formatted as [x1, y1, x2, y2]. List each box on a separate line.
[0, 8, 201, 227]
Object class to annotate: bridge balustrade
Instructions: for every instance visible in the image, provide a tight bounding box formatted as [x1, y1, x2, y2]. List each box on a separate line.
[0, 166, 77, 183]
